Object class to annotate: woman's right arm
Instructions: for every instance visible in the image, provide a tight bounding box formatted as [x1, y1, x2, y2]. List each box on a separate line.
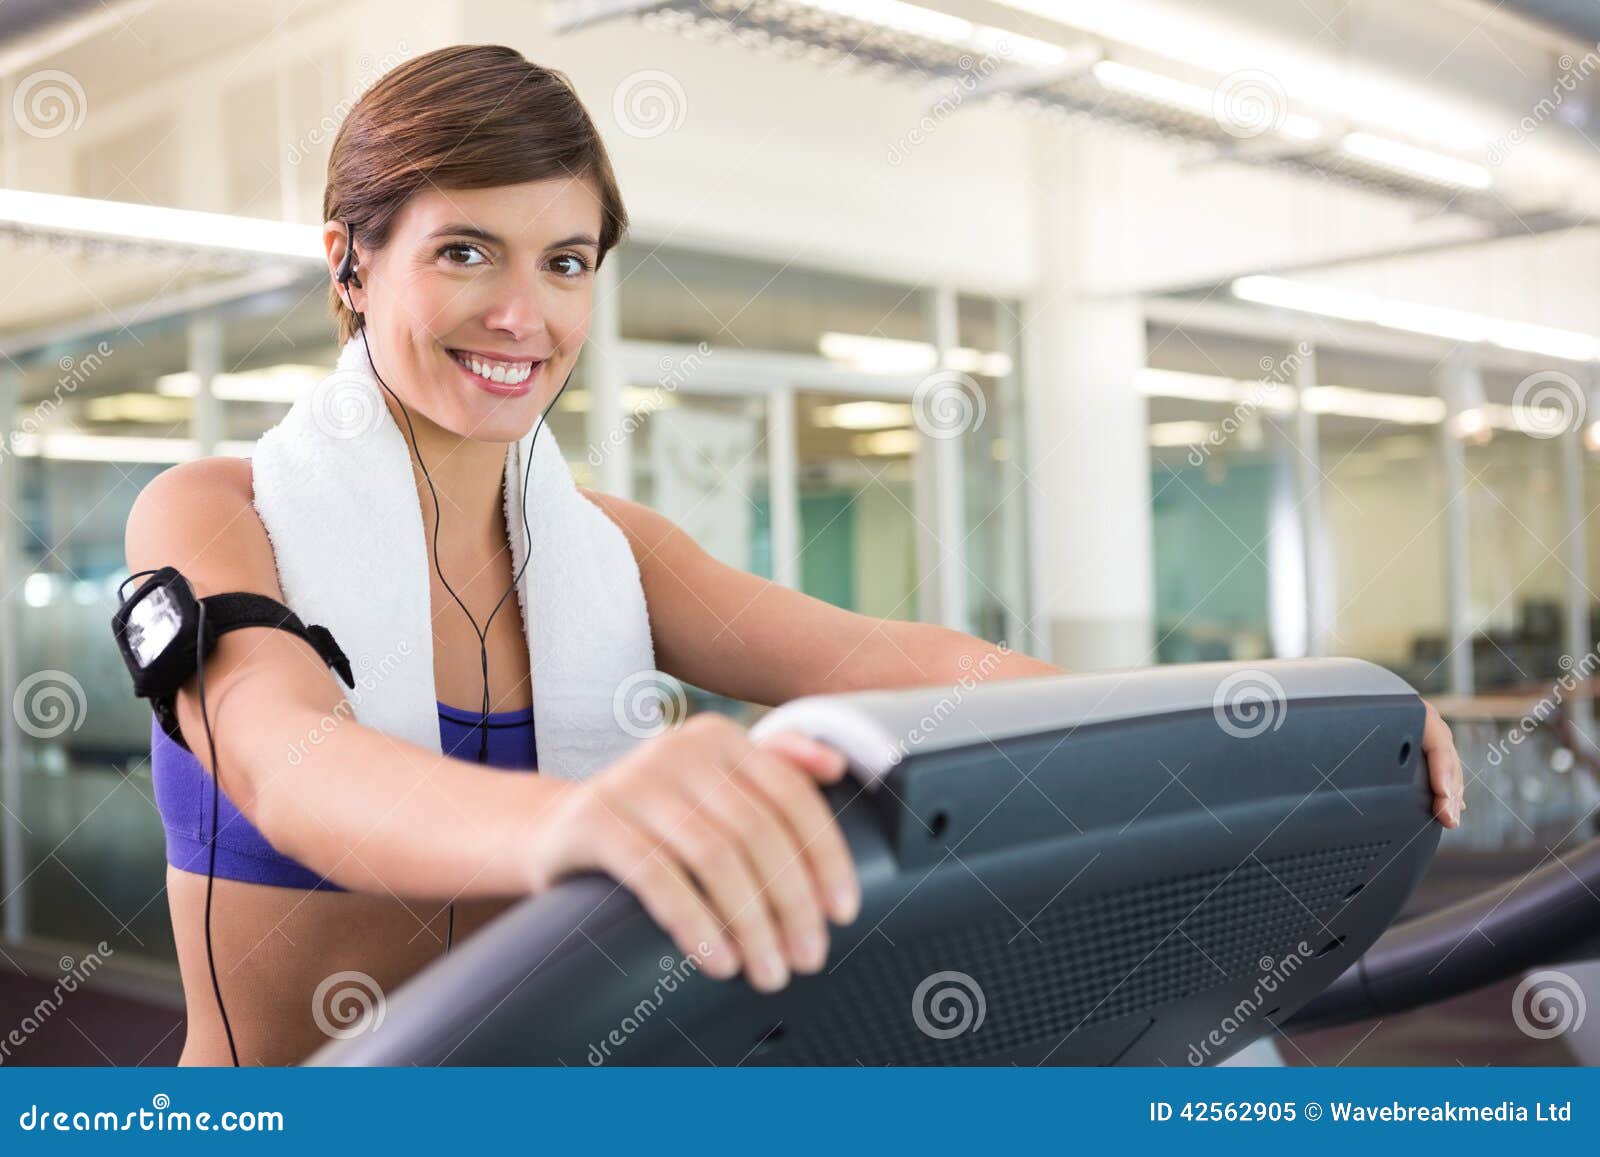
[124, 458, 859, 990]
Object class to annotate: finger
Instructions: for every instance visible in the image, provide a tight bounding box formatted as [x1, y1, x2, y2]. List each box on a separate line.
[722, 747, 837, 972]
[588, 806, 741, 979]
[632, 779, 793, 993]
[756, 730, 848, 783]
[680, 751, 823, 984]
[739, 744, 860, 927]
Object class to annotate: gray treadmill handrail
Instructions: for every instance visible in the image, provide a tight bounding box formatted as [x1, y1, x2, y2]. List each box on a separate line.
[1284, 834, 1600, 1032]
[750, 656, 1415, 787]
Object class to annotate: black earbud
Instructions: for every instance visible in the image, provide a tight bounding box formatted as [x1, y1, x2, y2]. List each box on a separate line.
[336, 221, 362, 289]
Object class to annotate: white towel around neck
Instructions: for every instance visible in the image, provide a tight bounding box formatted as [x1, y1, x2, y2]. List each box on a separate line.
[248, 333, 657, 780]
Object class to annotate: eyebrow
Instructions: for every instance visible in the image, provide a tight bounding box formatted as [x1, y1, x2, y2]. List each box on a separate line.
[424, 224, 599, 251]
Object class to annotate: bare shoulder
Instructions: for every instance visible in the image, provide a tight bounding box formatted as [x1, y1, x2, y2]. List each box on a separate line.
[125, 456, 284, 601]
[576, 486, 682, 561]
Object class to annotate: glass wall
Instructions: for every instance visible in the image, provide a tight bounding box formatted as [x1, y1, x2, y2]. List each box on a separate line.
[795, 390, 920, 621]
[1313, 349, 1451, 694]
[1462, 429, 1568, 692]
[1144, 326, 1301, 664]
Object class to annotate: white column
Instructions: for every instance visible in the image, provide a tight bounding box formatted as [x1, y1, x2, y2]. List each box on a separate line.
[188, 317, 223, 457]
[1560, 417, 1593, 735]
[927, 286, 968, 633]
[1437, 359, 1477, 696]
[767, 385, 800, 589]
[1021, 125, 1153, 671]
[1, 364, 25, 942]
[994, 300, 1032, 649]
[1293, 346, 1333, 657]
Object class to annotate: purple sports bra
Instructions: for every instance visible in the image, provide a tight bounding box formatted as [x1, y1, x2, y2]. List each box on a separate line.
[150, 701, 537, 891]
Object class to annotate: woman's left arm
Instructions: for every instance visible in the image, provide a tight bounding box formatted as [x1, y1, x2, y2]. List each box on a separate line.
[585, 490, 1464, 829]
[583, 489, 1062, 706]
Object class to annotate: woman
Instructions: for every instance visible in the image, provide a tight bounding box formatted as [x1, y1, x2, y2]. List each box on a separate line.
[124, 45, 1464, 1065]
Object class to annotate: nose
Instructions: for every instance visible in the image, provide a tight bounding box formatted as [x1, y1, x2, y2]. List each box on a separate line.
[479, 280, 551, 344]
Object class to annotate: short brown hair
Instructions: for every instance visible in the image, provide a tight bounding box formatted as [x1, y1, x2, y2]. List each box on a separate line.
[322, 44, 629, 343]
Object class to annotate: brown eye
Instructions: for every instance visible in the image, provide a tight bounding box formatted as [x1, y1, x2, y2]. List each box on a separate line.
[439, 243, 486, 267]
[551, 253, 592, 278]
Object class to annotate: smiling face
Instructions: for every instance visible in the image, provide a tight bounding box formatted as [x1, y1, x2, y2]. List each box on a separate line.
[324, 177, 602, 443]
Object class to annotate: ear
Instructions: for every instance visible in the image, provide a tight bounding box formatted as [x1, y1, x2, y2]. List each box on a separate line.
[321, 220, 365, 307]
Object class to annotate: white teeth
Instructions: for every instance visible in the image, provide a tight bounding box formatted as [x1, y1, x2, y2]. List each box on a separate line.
[452, 351, 534, 387]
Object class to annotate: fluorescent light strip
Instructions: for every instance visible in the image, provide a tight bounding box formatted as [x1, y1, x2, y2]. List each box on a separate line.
[1338, 131, 1491, 191]
[1136, 368, 1296, 412]
[819, 331, 1013, 377]
[9, 432, 255, 461]
[0, 188, 321, 259]
[1302, 385, 1445, 425]
[1091, 60, 1322, 141]
[1140, 367, 1444, 425]
[1232, 275, 1600, 362]
[156, 364, 329, 404]
[814, 400, 915, 429]
[1149, 419, 1217, 447]
[990, 0, 1489, 152]
[798, 0, 1073, 69]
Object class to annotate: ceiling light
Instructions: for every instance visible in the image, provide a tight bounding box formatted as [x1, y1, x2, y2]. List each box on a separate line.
[1232, 276, 1600, 362]
[850, 428, 920, 456]
[157, 364, 327, 404]
[1337, 132, 1492, 191]
[819, 331, 1011, 376]
[1302, 386, 1445, 425]
[8, 432, 254, 461]
[1091, 60, 1321, 141]
[799, 0, 1072, 68]
[84, 393, 192, 424]
[557, 0, 1074, 73]
[0, 189, 321, 260]
[1148, 420, 1216, 447]
[990, 0, 1489, 152]
[814, 400, 915, 429]
[1135, 368, 1296, 412]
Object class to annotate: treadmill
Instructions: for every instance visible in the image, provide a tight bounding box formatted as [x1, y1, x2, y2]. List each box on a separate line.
[311, 657, 1600, 1066]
